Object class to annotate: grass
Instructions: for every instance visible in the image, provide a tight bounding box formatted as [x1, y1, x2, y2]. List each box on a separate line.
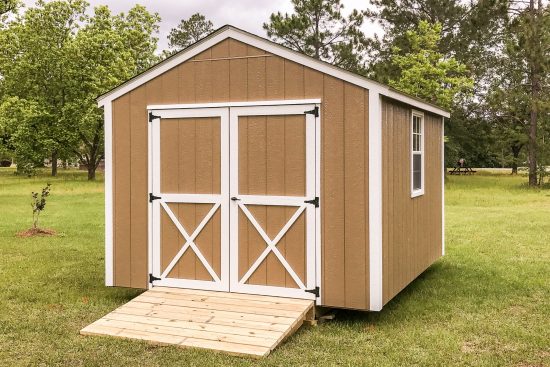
[0, 168, 548, 366]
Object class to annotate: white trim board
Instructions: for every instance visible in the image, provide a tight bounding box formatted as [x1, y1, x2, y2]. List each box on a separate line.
[368, 92, 383, 311]
[148, 99, 321, 111]
[97, 26, 449, 118]
[104, 103, 113, 287]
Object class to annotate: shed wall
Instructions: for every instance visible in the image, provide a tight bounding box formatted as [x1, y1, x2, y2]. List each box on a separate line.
[381, 97, 443, 305]
[110, 38, 370, 310]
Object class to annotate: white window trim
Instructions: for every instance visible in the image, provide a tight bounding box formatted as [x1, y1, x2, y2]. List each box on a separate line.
[411, 110, 425, 198]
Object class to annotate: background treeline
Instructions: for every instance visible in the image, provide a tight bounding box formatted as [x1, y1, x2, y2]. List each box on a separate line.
[0, 0, 549, 186]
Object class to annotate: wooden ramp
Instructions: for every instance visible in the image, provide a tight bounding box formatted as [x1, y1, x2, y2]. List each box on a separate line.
[80, 286, 314, 358]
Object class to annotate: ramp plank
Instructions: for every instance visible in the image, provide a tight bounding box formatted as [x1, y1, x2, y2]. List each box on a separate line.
[80, 287, 314, 358]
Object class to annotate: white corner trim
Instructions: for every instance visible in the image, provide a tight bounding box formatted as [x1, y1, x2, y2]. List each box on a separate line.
[410, 110, 425, 198]
[441, 116, 446, 256]
[97, 26, 450, 118]
[369, 91, 383, 311]
[104, 102, 114, 287]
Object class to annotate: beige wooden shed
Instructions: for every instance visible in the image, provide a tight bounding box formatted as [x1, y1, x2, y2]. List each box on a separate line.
[97, 25, 448, 313]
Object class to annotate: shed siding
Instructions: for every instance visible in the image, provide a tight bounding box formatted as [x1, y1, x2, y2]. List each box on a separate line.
[111, 38, 370, 310]
[381, 97, 442, 305]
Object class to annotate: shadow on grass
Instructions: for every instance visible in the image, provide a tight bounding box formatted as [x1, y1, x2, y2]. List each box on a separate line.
[322, 257, 516, 328]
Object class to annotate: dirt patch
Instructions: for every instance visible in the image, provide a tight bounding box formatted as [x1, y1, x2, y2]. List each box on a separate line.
[17, 228, 57, 237]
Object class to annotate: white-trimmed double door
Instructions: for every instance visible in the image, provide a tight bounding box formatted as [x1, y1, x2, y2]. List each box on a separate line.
[149, 102, 319, 300]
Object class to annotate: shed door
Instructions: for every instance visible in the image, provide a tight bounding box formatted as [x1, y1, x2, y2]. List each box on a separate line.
[150, 108, 229, 291]
[229, 104, 318, 300]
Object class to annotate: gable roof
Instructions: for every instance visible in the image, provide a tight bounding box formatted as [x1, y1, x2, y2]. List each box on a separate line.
[97, 25, 450, 118]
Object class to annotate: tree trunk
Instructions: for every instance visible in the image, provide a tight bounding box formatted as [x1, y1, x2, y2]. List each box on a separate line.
[511, 144, 522, 175]
[51, 151, 58, 177]
[87, 165, 96, 180]
[527, 0, 539, 186]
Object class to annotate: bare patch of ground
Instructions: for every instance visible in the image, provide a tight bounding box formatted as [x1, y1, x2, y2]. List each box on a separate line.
[16, 228, 56, 237]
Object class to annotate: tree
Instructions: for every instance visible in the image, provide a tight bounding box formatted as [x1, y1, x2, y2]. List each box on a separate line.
[486, 1, 550, 183]
[388, 21, 474, 110]
[0, 1, 161, 180]
[367, 0, 506, 84]
[115, 4, 160, 74]
[0, 0, 20, 16]
[511, 0, 550, 186]
[263, 0, 371, 74]
[0, 97, 51, 176]
[62, 5, 141, 180]
[0, 0, 87, 176]
[167, 13, 213, 54]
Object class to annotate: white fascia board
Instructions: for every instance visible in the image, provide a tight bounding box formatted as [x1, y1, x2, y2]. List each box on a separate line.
[97, 27, 450, 118]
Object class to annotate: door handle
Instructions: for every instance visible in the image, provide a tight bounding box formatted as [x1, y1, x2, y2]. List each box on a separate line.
[230, 197, 241, 201]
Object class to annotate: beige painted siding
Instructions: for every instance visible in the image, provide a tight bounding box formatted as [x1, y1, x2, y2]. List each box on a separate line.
[111, 38, 370, 310]
[381, 97, 443, 305]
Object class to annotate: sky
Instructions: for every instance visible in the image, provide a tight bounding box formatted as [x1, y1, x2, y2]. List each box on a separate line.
[21, 0, 383, 51]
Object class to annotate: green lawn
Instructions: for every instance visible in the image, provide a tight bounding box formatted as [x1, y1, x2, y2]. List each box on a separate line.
[0, 168, 548, 366]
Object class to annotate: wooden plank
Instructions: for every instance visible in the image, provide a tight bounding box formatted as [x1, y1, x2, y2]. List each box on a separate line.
[229, 39, 248, 100]
[284, 60, 304, 99]
[103, 312, 282, 339]
[283, 114, 306, 288]
[343, 84, 367, 310]
[134, 295, 303, 318]
[321, 76, 345, 306]
[211, 40, 230, 102]
[111, 306, 291, 332]
[152, 287, 313, 306]
[244, 115, 268, 286]
[141, 288, 309, 311]
[178, 119, 197, 279]
[266, 56, 285, 99]
[112, 94, 131, 287]
[116, 301, 297, 326]
[265, 115, 287, 287]
[82, 324, 269, 358]
[91, 318, 277, 348]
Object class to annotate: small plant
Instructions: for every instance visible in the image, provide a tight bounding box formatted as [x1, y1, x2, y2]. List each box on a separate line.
[31, 183, 51, 229]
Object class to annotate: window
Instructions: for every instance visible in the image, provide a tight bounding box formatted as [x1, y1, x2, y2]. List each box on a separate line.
[411, 111, 424, 197]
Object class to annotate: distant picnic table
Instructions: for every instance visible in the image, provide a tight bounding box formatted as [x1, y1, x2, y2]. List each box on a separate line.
[449, 158, 477, 175]
[449, 166, 477, 175]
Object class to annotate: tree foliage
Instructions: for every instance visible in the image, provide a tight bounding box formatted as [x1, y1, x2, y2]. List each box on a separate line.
[167, 13, 213, 54]
[0, 0, 20, 16]
[388, 21, 474, 110]
[263, 0, 371, 74]
[0, 0, 160, 179]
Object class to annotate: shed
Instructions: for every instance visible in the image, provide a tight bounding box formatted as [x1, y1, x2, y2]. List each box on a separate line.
[97, 25, 448, 312]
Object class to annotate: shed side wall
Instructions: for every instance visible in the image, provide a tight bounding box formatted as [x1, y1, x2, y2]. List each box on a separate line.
[381, 97, 443, 305]
[111, 38, 370, 310]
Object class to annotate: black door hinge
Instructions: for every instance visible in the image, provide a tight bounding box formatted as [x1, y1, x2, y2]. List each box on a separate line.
[305, 286, 320, 297]
[304, 106, 319, 117]
[149, 273, 161, 283]
[149, 193, 161, 202]
[148, 111, 160, 122]
[304, 197, 319, 207]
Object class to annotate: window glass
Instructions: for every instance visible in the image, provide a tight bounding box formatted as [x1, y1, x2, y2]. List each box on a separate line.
[413, 154, 422, 190]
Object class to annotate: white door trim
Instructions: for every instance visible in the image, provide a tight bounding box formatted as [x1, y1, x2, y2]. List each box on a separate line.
[148, 99, 321, 111]
[229, 103, 319, 300]
[149, 107, 230, 292]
